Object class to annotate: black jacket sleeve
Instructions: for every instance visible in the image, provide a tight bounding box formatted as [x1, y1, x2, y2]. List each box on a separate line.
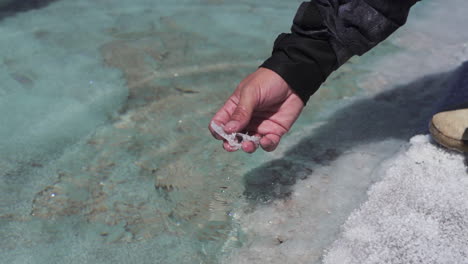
[261, 0, 420, 105]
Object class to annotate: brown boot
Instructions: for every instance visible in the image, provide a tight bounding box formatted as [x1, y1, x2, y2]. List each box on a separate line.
[429, 108, 468, 153]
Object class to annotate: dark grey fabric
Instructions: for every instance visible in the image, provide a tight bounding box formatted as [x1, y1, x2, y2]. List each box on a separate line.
[261, 2, 337, 104]
[315, 0, 420, 65]
[261, 0, 420, 104]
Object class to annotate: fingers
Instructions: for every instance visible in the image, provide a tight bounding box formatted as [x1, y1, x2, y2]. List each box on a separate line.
[223, 141, 238, 152]
[221, 133, 281, 153]
[260, 134, 281, 152]
[224, 87, 256, 134]
[241, 141, 257, 153]
[222, 138, 257, 153]
[208, 121, 224, 140]
[209, 98, 238, 140]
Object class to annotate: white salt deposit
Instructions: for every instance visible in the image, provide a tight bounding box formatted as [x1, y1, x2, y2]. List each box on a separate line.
[323, 136, 468, 264]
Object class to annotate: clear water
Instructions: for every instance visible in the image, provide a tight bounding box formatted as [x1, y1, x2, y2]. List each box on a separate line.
[1, 0, 467, 263]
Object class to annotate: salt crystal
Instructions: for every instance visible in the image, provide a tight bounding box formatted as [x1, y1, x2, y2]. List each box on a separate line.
[210, 121, 260, 150]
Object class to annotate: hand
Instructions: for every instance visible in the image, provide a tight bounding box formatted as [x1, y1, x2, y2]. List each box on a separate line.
[209, 67, 304, 153]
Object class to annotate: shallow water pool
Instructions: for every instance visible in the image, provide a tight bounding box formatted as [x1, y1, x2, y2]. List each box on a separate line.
[1, 0, 467, 263]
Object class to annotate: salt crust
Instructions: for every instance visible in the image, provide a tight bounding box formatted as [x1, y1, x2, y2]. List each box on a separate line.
[223, 139, 405, 264]
[324, 135, 468, 264]
[223, 136, 468, 264]
[210, 121, 260, 150]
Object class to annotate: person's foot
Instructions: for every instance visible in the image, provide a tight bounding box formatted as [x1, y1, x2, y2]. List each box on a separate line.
[429, 108, 468, 153]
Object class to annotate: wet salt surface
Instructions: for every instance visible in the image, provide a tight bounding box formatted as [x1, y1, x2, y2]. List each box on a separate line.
[1, 0, 467, 263]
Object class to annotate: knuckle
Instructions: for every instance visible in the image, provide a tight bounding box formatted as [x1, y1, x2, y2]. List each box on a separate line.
[232, 106, 249, 121]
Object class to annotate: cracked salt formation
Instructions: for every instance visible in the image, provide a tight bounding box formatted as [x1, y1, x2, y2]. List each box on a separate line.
[210, 121, 260, 150]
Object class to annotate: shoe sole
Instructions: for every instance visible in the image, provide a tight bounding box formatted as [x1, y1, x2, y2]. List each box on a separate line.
[429, 120, 468, 153]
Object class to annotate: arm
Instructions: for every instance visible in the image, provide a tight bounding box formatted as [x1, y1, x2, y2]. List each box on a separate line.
[210, 0, 420, 152]
[262, 0, 420, 104]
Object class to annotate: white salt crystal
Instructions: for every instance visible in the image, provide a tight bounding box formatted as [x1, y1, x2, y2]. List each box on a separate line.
[210, 121, 260, 150]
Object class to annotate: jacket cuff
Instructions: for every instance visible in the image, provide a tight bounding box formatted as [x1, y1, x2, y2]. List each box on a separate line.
[260, 33, 337, 105]
[260, 43, 326, 105]
[260, 2, 337, 105]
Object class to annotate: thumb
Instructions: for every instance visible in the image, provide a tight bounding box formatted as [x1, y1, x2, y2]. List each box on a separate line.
[225, 88, 256, 133]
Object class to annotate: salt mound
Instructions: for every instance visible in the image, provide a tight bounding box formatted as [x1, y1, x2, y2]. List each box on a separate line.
[324, 135, 468, 264]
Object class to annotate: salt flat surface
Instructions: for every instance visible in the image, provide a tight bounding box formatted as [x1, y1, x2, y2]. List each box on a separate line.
[324, 136, 468, 264]
[223, 139, 405, 264]
[224, 136, 468, 264]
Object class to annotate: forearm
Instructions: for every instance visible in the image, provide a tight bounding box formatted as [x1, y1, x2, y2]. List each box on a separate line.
[261, 0, 420, 105]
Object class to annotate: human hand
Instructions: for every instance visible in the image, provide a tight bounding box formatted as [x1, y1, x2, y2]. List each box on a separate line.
[209, 67, 304, 153]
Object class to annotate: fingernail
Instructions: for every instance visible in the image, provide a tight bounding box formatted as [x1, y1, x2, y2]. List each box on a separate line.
[260, 138, 274, 151]
[225, 121, 239, 133]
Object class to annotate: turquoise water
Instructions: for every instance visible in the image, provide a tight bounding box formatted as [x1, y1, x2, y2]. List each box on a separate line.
[0, 1, 359, 263]
[2, 0, 465, 263]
